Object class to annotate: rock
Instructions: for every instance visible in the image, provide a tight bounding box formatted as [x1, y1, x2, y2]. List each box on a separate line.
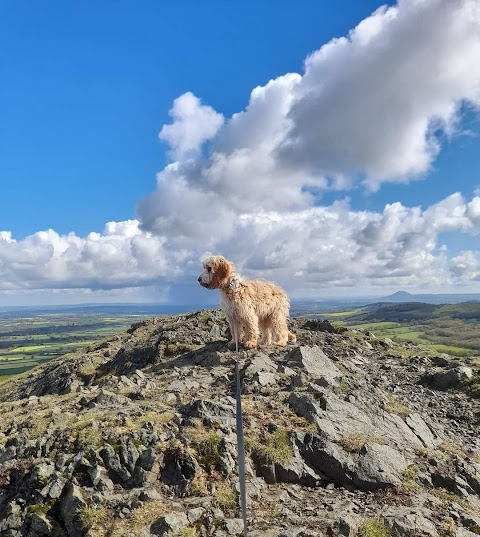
[424, 366, 473, 390]
[382, 507, 438, 536]
[160, 447, 199, 495]
[59, 483, 87, 537]
[287, 346, 342, 382]
[99, 444, 132, 483]
[0, 502, 24, 532]
[88, 466, 114, 491]
[180, 398, 235, 425]
[405, 412, 438, 449]
[224, 518, 245, 535]
[150, 512, 189, 535]
[28, 513, 55, 536]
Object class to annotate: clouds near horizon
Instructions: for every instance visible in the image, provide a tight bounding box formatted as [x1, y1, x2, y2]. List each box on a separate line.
[2, 0, 480, 302]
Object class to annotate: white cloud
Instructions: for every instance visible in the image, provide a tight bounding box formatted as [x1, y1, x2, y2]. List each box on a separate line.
[139, 0, 480, 248]
[0, 220, 176, 291]
[159, 92, 224, 161]
[279, 0, 480, 188]
[5, 194, 480, 298]
[3, 0, 480, 302]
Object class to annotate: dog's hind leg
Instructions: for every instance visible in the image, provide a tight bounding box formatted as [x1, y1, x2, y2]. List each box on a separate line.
[259, 317, 273, 346]
[242, 312, 259, 349]
[271, 311, 289, 347]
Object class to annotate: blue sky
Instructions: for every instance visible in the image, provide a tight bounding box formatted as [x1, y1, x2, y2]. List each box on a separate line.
[1, 0, 480, 305]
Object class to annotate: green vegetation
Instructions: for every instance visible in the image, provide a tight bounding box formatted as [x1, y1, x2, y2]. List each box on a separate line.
[0, 311, 144, 378]
[321, 301, 480, 361]
[253, 427, 293, 465]
[338, 433, 385, 453]
[359, 518, 391, 537]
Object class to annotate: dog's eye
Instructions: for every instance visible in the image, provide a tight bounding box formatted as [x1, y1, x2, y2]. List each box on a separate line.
[207, 267, 212, 272]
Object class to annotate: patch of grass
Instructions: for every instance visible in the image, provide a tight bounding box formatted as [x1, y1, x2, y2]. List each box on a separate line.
[163, 343, 203, 357]
[108, 500, 166, 537]
[188, 427, 221, 471]
[439, 516, 457, 537]
[214, 480, 237, 511]
[172, 528, 199, 537]
[254, 427, 293, 466]
[79, 505, 107, 530]
[338, 433, 385, 453]
[401, 464, 422, 493]
[359, 518, 391, 537]
[438, 441, 468, 459]
[432, 488, 468, 507]
[380, 396, 411, 418]
[189, 471, 209, 497]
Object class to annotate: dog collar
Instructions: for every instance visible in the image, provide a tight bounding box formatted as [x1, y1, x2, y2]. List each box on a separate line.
[228, 275, 242, 289]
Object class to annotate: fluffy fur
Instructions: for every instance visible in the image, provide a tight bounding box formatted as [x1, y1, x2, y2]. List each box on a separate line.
[198, 255, 296, 349]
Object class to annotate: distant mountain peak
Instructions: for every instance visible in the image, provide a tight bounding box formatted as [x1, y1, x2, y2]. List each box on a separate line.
[384, 291, 414, 299]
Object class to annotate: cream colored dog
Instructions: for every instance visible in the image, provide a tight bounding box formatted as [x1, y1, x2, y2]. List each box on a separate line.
[198, 255, 296, 349]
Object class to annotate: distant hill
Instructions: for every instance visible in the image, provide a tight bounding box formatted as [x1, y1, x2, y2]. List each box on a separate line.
[379, 290, 480, 304]
[351, 300, 480, 323]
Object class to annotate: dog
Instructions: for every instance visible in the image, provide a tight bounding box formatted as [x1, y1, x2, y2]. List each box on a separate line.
[198, 255, 296, 349]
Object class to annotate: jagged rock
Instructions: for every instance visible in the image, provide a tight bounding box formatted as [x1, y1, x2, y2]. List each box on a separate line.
[382, 507, 438, 536]
[0, 309, 479, 537]
[287, 346, 342, 383]
[40, 474, 67, 499]
[405, 412, 438, 448]
[223, 518, 245, 535]
[99, 444, 132, 482]
[0, 501, 24, 532]
[88, 465, 114, 491]
[423, 366, 473, 390]
[28, 513, 55, 536]
[59, 483, 87, 537]
[160, 447, 199, 495]
[150, 511, 189, 535]
[180, 398, 235, 425]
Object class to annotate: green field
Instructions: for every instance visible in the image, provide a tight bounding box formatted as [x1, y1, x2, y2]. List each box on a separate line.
[332, 302, 480, 358]
[0, 311, 145, 377]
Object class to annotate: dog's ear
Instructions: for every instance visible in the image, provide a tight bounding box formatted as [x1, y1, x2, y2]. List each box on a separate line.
[211, 256, 231, 288]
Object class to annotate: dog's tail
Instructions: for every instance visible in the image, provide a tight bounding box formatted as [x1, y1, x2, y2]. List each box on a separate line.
[288, 331, 296, 343]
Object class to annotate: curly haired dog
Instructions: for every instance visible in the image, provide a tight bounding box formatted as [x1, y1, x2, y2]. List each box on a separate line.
[198, 255, 296, 349]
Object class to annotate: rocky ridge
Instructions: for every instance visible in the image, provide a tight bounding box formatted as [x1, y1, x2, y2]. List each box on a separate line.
[0, 309, 479, 537]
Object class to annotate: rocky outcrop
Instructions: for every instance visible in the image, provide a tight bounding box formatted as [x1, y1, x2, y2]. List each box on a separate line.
[0, 310, 479, 536]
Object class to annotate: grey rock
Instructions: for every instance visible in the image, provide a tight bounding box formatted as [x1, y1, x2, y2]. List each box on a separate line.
[405, 412, 438, 449]
[160, 447, 199, 495]
[425, 366, 473, 390]
[59, 483, 87, 537]
[29, 513, 54, 535]
[40, 474, 67, 499]
[88, 466, 114, 491]
[150, 511, 189, 535]
[288, 346, 342, 381]
[0, 502, 23, 532]
[382, 507, 438, 536]
[355, 443, 408, 489]
[99, 444, 132, 482]
[224, 518, 245, 535]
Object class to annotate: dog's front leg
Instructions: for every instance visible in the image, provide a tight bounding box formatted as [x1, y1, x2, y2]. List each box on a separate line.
[242, 314, 259, 349]
[225, 314, 239, 350]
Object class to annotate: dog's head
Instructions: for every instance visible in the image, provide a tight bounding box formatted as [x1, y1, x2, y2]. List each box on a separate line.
[198, 255, 233, 289]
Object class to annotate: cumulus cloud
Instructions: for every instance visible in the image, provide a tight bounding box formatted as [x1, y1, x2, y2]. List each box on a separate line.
[280, 0, 480, 188]
[4, 0, 480, 300]
[159, 92, 224, 161]
[2, 194, 480, 297]
[139, 0, 480, 249]
[0, 220, 176, 291]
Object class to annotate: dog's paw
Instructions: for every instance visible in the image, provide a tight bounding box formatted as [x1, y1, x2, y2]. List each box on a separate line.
[244, 340, 257, 350]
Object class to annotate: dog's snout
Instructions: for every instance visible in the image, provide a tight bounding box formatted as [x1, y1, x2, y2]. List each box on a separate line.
[197, 277, 201, 283]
